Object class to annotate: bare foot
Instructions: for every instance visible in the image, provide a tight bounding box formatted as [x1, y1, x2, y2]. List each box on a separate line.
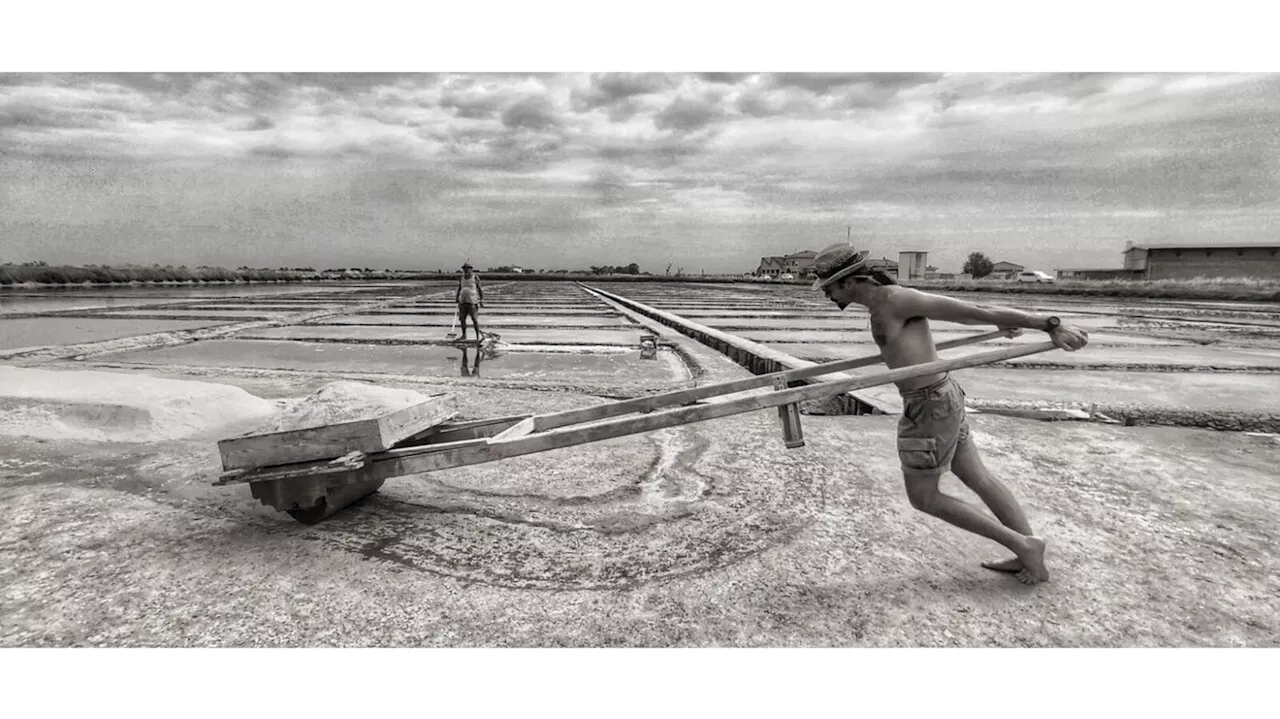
[1014, 536, 1050, 585]
[982, 557, 1023, 573]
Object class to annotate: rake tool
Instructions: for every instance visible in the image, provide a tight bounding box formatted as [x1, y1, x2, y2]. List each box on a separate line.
[445, 310, 459, 341]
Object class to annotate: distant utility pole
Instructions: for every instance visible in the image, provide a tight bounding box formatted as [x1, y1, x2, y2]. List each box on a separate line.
[847, 226, 851, 242]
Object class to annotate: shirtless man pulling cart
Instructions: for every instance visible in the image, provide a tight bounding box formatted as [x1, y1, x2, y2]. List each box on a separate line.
[811, 242, 1090, 585]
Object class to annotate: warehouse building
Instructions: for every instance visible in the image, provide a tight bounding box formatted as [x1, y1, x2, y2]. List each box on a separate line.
[1122, 242, 1280, 280]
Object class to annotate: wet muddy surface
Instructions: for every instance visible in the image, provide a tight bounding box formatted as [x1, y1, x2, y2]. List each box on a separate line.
[0, 317, 229, 351]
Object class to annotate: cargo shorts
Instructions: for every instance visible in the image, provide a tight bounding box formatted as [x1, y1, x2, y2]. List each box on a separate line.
[897, 374, 971, 478]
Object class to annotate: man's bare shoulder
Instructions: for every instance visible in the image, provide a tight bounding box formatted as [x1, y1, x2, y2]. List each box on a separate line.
[879, 286, 932, 313]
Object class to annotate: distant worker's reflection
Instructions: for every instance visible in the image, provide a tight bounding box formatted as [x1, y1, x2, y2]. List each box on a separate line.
[458, 346, 483, 377]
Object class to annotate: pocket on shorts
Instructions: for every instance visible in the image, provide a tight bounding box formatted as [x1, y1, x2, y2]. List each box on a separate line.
[897, 436, 938, 472]
[929, 393, 957, 420]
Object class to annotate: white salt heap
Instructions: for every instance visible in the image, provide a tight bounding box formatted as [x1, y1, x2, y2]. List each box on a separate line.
[0, 366, 278, 443]
[258, 381, 429, 433]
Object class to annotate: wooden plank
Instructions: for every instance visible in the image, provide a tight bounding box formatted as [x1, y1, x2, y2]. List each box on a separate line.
[379, 436, 490, 458]
[434, 414, 532, 433]
[532, 329, 1012, 432]
[234, 340, 1060, 490]
[377, 394, 459, 447]
[215, 456, 362, 486]
[491, 416, 536, 441]
[773, 376, 804, 449]
[217, 392, 458, 471]
[418, 415, 532, 444]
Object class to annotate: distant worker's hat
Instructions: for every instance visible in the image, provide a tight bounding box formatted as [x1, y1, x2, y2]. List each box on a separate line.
[461, 258, 473, 269]
[811, 242, 871, 290]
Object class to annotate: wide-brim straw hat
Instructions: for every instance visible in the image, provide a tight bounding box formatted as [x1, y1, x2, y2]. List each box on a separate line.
[811, 242, 871, 289]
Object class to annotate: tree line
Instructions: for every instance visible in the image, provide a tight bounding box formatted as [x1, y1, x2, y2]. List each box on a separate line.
[0, 261, 651, 285]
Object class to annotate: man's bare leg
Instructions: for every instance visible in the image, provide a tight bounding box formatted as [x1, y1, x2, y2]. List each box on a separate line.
[950, 437, 1036, 575]
[904, 473, 1049, 585]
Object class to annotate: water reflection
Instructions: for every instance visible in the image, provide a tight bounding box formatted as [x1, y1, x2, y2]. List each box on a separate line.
[458, 346, 482, 377]
[456, 335, 502, 376]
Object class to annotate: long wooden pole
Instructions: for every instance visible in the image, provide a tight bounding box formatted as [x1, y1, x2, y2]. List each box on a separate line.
[534, 328, 1015, 432]
[221, 339, 1058, 488]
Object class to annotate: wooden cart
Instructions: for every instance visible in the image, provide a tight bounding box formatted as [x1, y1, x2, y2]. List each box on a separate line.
[214, 329, 1056, 523]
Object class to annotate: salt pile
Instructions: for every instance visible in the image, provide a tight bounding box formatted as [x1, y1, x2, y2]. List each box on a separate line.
[258, 381, 429, 433]
[0, 366, 277, 443]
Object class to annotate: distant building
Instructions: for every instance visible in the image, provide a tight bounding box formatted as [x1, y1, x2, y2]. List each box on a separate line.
[756, 256, 786, 277]
[756, 250, 818, 278]
[1056, 241, 1280, 281]
[865, 257, 899, 278]
[1056, 268, 1144, 281]
[1121, 242, 1280, 280]
[898, 251, 929, 283]
[990, 260, 1025, 280]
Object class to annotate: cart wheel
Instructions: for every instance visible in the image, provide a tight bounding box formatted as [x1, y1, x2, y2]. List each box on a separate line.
[287, 498, 329, 524]
[283, 479, 386, 524]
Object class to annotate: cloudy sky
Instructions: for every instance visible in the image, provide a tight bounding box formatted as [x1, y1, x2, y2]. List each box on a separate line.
[2, 71, 1278, 273]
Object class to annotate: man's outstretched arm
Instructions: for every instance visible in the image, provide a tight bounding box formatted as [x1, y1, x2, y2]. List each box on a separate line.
[888, 288, 1051, 329]
[887, 288, 1089, 351]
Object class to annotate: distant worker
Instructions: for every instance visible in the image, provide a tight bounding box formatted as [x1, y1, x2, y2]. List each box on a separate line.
[811, 242, 1089, 586]
[456, 260, 484, 342]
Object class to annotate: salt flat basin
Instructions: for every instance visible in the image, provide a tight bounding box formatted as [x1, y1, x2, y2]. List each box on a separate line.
[385, 306, 617, 316]
[166, 303, 351, 311]
[99, 339, 688, 383]
[669, 309, 846, 318]
[0, 296, 198, 315]
[951, 367, 1280, 412]
[738, 329, 1190, 347]
[413, 299, 591, 306]
[95, 309, 285, 319]
[639, 303, 819, 312]
[311, 314, 633, 328]
[670, 314, 1123, 332]
[235, 325, 650, 346]
[768, 340, 1280, 370]
[0, 317, 227, 351]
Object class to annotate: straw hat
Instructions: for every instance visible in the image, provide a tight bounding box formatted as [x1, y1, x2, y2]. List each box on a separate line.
[461, 258, 473, 269]
[811, 242, 870, 289]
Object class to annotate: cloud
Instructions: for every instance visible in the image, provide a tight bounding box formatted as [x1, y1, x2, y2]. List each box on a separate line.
[571, 72, 675, 113]
[3, 72, 1279, 275]
[736, 87, 826, 119]
[769, 72, 941, 95]
[654, 95, 726, 132]
[501, 95, 562, 131]
[241, 115, 275, 131]
[698, 73, 755, 85]
[440, 85, 506, 119]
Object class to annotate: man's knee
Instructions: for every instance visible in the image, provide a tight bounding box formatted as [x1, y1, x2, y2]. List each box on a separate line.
[904, 474, 942, 513]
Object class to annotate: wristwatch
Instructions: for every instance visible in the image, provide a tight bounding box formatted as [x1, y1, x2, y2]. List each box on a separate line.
[1043, 316, 1061, 332]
